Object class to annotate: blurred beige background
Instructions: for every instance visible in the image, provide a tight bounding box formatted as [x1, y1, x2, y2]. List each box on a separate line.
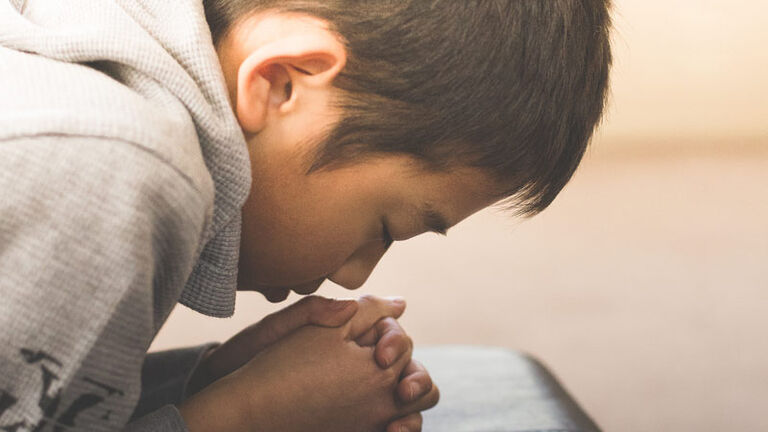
[152, 1, 768, 430]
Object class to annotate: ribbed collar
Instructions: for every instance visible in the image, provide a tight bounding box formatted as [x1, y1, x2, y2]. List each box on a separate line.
[2, 0, 252, 317]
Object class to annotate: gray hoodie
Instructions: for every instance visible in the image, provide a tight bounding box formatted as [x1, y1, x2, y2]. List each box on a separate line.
[0, 0, 251, 430]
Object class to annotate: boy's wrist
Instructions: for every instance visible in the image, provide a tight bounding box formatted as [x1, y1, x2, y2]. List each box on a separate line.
[178, 372, 255, 432]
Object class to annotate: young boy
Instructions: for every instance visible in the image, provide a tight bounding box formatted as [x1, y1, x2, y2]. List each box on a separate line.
[0, 0, 612, 431]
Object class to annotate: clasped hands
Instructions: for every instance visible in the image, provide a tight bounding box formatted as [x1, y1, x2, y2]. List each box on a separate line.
[180, 295, 439, 432]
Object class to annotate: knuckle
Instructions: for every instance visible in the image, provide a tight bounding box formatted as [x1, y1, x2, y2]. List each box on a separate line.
[381, 319, 404, 336]
[382, 364, 400, 383]
[358, 293, 377, 303]
[384, 317, 404, 332]
[361, 326, 379, 346]
[368, 325, 381, 344]
[379, 334, 406, 358]
[386, 315, 400, 323]
[397, 337, 413, 358]
[382, 325, 405, 342]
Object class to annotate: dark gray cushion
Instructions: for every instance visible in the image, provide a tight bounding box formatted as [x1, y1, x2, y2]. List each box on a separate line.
[416, 346, 600, 432]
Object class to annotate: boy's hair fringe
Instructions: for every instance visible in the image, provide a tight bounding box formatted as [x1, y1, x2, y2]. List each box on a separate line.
[204, 0, 613, 216]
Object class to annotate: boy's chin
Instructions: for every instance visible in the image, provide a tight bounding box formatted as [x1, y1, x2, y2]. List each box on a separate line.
[255, 278, 326, 303]
[261, 288, 291, 303]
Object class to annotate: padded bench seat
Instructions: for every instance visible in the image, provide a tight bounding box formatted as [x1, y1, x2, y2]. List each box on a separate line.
[416, 346, 600, 432]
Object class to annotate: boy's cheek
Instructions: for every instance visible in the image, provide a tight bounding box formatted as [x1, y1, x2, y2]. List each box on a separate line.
[238, 222, 361, 287]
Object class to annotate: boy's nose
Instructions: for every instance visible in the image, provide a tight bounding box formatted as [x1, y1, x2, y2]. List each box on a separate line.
[327, 239, 390, 290]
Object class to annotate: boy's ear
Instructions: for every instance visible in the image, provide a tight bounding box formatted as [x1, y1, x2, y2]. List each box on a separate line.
[235, 33, 347, 134]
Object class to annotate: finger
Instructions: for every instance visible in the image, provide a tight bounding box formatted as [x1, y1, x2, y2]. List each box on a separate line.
[386, 332, 414, 381]
[257, 295, 358, 349]
[354, 314, 403, 346]
[396, 383, 440, 418]
[386, 412, 423, 432]
[302, 295, 360, 327]
[355, 326, 379, 347]
[346, 295, 406, 341]
[204, 296, 357, 386]
[373, 318, 412, 368]
[397, 360, 433, 403]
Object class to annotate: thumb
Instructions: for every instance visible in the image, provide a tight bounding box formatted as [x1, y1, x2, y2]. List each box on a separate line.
[259, 295, 358, 346]
[203, 296, 357, 383]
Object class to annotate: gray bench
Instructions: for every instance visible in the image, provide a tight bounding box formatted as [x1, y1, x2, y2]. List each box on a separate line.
[417, 346, 600, 432]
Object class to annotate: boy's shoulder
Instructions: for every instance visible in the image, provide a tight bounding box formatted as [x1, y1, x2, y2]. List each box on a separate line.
[0, 45, 214, 201]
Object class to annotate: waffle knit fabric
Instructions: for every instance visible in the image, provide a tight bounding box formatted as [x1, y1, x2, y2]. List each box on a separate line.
[0, 0, 251, 429]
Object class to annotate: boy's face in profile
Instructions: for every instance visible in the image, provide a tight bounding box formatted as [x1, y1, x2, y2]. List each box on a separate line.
[217, 11, 498, 302]
[239, 139, 497, 302]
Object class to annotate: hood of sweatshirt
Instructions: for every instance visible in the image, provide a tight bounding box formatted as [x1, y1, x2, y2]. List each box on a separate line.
[0, 0, 252, 317]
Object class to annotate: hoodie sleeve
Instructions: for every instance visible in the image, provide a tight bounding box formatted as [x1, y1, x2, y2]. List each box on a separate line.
[124, 405, 190, 432]
[130, 344, 218, 421]
[0, 134, 209, 431]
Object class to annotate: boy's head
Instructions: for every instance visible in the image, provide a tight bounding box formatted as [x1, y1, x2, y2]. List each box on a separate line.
[205, 0, 613, 301]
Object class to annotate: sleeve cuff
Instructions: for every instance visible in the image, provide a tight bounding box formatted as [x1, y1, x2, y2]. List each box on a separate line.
[124, 405, 189, 432]
[130, 343, 218, 421]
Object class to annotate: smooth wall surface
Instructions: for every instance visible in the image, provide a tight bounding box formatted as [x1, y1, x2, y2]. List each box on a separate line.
[604, 0, 768, 141]
[153, 1, 768, 430]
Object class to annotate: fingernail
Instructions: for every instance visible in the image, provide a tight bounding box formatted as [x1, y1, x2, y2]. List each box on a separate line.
[381, 347, 394, 366]
[399, 426, 409, 432]
[409, 383, 420, 401]
[385, 296, 405, 305]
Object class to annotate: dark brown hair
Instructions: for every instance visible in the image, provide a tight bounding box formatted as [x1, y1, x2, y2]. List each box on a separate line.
[204, 0, 613, 215]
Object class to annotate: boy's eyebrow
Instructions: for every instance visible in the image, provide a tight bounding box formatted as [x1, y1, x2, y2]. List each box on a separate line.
[422, 203, 449, 236]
